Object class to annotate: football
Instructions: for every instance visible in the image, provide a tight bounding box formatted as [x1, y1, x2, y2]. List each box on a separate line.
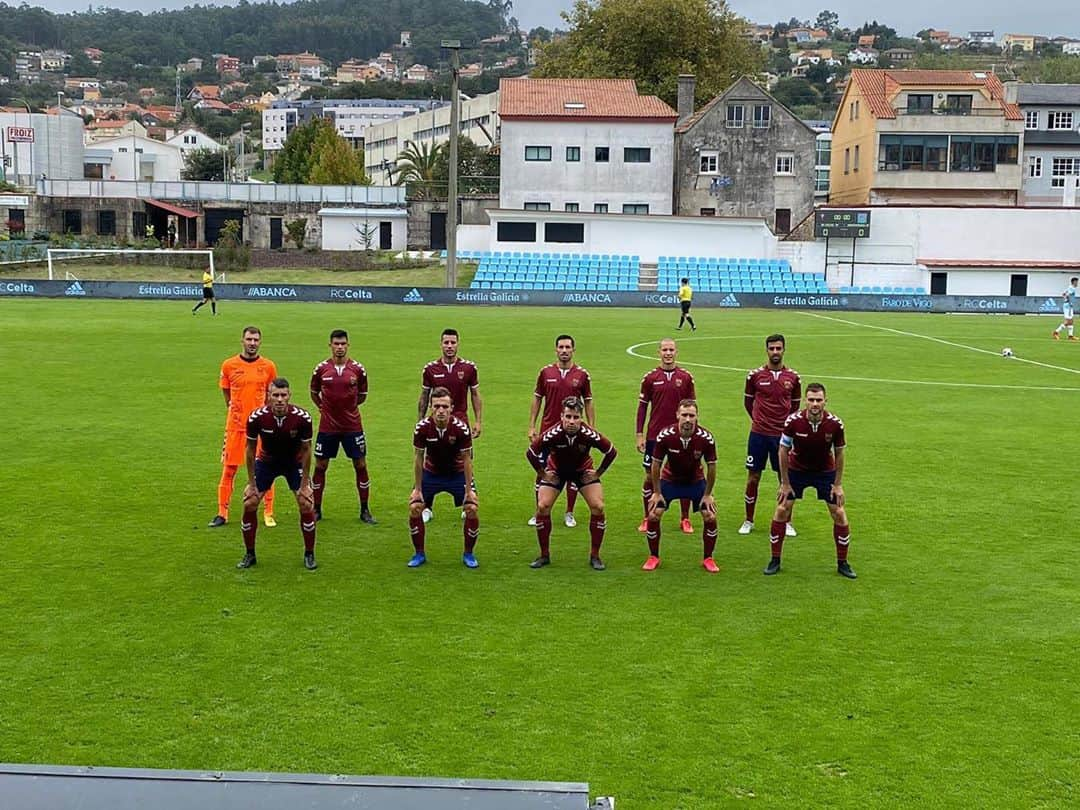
[1001, 347, 1014, 358]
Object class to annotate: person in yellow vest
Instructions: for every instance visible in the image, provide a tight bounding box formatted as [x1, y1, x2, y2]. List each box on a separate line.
[192, 268, 217, 315]
[677, 277, 696, 332]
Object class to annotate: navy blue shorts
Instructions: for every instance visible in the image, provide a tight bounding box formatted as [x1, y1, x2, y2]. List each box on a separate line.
[254, 459, 302, 493]
[788, 469, 837, 503]
[657, 479, 707, 512]
[746, 431, 781, 472]
[420, 471, 468, 508]
[642, 439, 656, 471]
[315, 431, 366, 460]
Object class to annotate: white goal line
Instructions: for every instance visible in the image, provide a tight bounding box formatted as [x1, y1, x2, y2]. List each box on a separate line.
[46, 248, 216, 281]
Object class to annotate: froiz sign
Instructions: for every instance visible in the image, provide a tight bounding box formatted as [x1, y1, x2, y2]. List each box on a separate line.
[6, 126, 35, 143]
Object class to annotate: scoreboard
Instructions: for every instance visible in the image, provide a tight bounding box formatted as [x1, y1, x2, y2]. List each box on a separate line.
[815, 209, 871, 239]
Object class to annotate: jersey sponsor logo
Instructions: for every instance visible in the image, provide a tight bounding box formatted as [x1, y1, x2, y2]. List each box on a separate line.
[403, 288, 424, 303]
[65, 280, 86, 296]
[719, 293, 740, 307]
[247, 286, 297, 297]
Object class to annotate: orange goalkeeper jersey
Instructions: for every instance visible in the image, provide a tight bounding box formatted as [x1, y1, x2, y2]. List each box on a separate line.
[219, 355, 278, 433]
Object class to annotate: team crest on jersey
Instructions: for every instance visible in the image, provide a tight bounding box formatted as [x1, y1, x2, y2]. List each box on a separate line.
[457, 370, 466, 380]
[676, 378, 683, 387]
[824, 433, 833, 442]
[448, 435, 457, 444]
[782, 380, 793, 389]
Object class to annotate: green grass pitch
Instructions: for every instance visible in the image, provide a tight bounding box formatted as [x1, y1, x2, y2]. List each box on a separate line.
[0, 299, 1076, 808]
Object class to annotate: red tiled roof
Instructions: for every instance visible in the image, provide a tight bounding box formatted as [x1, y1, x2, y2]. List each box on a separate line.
[194, 84, 220, 98]
[499, 78, 677, 121]
[849, 69, 1023, 120]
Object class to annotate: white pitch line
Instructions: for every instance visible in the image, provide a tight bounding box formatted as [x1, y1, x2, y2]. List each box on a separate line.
[625, 339, 1080, 392]
[799, 312, 1080, 376]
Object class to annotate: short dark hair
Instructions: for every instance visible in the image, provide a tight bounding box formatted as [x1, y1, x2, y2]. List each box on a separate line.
[680, 277, 689, 285]
[242, 325, 261, 337]
[555, 334, 575, 347]
[806, 382, 826, 396]
[270, 377, 290, 389]
[430, 386, 452, 401]
[330, 329, 348, 341]
[561, 396, 584, 414]
[442, 328, 459, 339]
[677, 398, 698, 412]
[765, 333, 786, 348]
[1072, 277, 1078, 284]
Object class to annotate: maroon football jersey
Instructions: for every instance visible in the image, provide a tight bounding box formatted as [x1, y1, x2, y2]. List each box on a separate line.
[413, 416, 473, 475]
[637, 367, 696, 441]
[310, 358, 367, 433]
[422, 358, 479, 420]
[654, 424, 717, 483]
[528, 423, 616, 475]
[781, 410, 845, 472]
[744, 366, 802, 436]
[534, 363, 593, 432]
[247, 405, 314, 463]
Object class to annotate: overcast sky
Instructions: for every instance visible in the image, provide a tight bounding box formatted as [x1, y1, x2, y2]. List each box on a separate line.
[26, 0, 1080, 39]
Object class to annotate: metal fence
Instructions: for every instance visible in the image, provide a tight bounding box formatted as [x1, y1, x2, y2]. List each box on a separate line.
[38, 179, 405, 205]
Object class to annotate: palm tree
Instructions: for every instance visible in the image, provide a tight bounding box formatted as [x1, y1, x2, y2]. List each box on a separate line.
[393, 139, 443, 199]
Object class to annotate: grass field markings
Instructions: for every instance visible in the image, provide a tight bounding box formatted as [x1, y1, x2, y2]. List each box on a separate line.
[800, 312, 1080, 376]
[625, 338, 1080, 392]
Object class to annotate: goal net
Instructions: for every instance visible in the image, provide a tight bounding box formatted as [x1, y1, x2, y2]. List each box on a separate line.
[45, 248, 217, 282]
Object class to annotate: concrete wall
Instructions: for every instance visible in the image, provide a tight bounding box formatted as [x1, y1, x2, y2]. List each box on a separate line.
[407, 196, 498, 250]
[320, 210, 406, 251]
[500, 120, 674, 214]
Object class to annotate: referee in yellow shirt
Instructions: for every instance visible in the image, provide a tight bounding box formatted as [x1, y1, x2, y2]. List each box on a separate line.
[677, 277, 696, 332]
[192, 268, 217, 315]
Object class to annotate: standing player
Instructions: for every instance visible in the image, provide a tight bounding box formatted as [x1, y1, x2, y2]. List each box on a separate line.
[764, 383, 854, 579]
[636, 338, 696, 534]
[1052, 276, 1079, 341]
[235, 378, 318, 570]
[191, 268, 216, 315]
[408, 387, 479, 568]
[643, 400, 719, 572]
[527, 397, 618, 570]
[526, 334, 594, 528]
[740, 334, 800, 538]
[310, 329, 376, 524]
[418, 328, 482, 523]
[210, 326, 277, 528]
[676, 277, 696, 331]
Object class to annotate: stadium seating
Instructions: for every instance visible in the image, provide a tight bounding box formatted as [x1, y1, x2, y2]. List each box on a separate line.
[655, 256, 828, 294]
[467, 252, 641, 291]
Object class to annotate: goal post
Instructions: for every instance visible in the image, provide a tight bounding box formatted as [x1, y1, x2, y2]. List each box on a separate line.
[46, 248, 216, 281]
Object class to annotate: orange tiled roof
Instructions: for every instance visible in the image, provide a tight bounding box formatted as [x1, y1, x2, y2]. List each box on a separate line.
[849, 69, 1023, 120]
[194, 84, 220, 98]
[499, 78, 677, 120]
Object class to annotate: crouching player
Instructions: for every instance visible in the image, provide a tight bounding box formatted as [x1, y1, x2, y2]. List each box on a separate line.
[408, 387, 479, 568]
[236, 378, 318, 570]
[765, 382, 855, 579]
[643, 399, 719, 572]
[527, 396, 617, 570]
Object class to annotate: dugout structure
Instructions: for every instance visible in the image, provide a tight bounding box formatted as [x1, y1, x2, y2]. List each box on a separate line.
[45, 248, 215, 281]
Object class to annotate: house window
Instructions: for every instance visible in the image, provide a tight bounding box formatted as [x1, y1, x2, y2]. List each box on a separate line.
[624, 147, 651, 163]
[96, 210, 116, 236]
[949, 136, 1019, 171]
[132, 211, 147, 236]
[496, 221, 537, 242]
[524, 202, 551, 211]
[1025, 110, 1039, 130]
[944, 94, 973, 115]
[699, 152, 718, 174]
[853, 145, 860, 172]
[1051, 157, 1080, 188]
[1048, 111, 1075, 130]
[594, 146, 609, 162]
[814, 168, 830, 192]
[906, 94, 933, 114]
[622, 204, 649, 215]
[593, 203, 608, 213]
[815, 139, 831, 166]
[545, 222, 585, 243]
[566, 146, 581, 162]
[1028, 155, 1043, 178]
[118, 147, 128, 153]
[62, 210, 82, 234]
[700, 208, 716, 216]
[844, 147, 850, 174]
[775, 153, 794, 175]
[753, 104, 771, 128]
[725, 104, 744, 128]
[524, 145, 551, 161]
[564, 202, 579, 212]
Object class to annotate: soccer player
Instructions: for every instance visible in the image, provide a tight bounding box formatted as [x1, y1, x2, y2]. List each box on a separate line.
[636, 338, 696, 533]
[235, 378, 318, 570]
[1052, 276, 1079, 341]
[310, 329, 376, 524]
[408, 387, 479, 568]
[765, 383, 854, 579]
[527, 397, 617, 570]
[643, 399, 719, 573]
[191, 268, 216, 315]
[417, 328, 482, 523]
[676, 277, 696, 331]
[210, 326, 277, 528]
[527, 334, 594, 528]
[740, 334, 800, 538]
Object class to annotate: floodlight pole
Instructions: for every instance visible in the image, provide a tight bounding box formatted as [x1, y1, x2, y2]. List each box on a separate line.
[443, 39, 461, 289]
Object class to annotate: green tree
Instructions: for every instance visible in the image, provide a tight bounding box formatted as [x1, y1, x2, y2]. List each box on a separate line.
[308, 123, 369, 185]
[815, 10, 839, 33]
[181, 147, 226, 181]
[272, 117, 325, 184]
[533, 0, 764, 108]
[66, 51, 96, 77]
[431, 136, 500, 196]
[771, 78, 821, 109]
[393, 139, 443, 199]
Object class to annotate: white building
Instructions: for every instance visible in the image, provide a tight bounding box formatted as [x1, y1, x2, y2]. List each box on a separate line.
[91, 134, 184, 181]
[263, 98, 445, 153]
[319, 207, 407, 251]
[1063, 42, 1080, 56]
[847, 47, 879, 65]
[498, 77, 678, 215]
[0, 110, 85, 185]
[166, 128, 223, 158]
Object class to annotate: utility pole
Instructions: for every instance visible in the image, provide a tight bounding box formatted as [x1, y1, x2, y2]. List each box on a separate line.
[442, 39, 461, 289]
